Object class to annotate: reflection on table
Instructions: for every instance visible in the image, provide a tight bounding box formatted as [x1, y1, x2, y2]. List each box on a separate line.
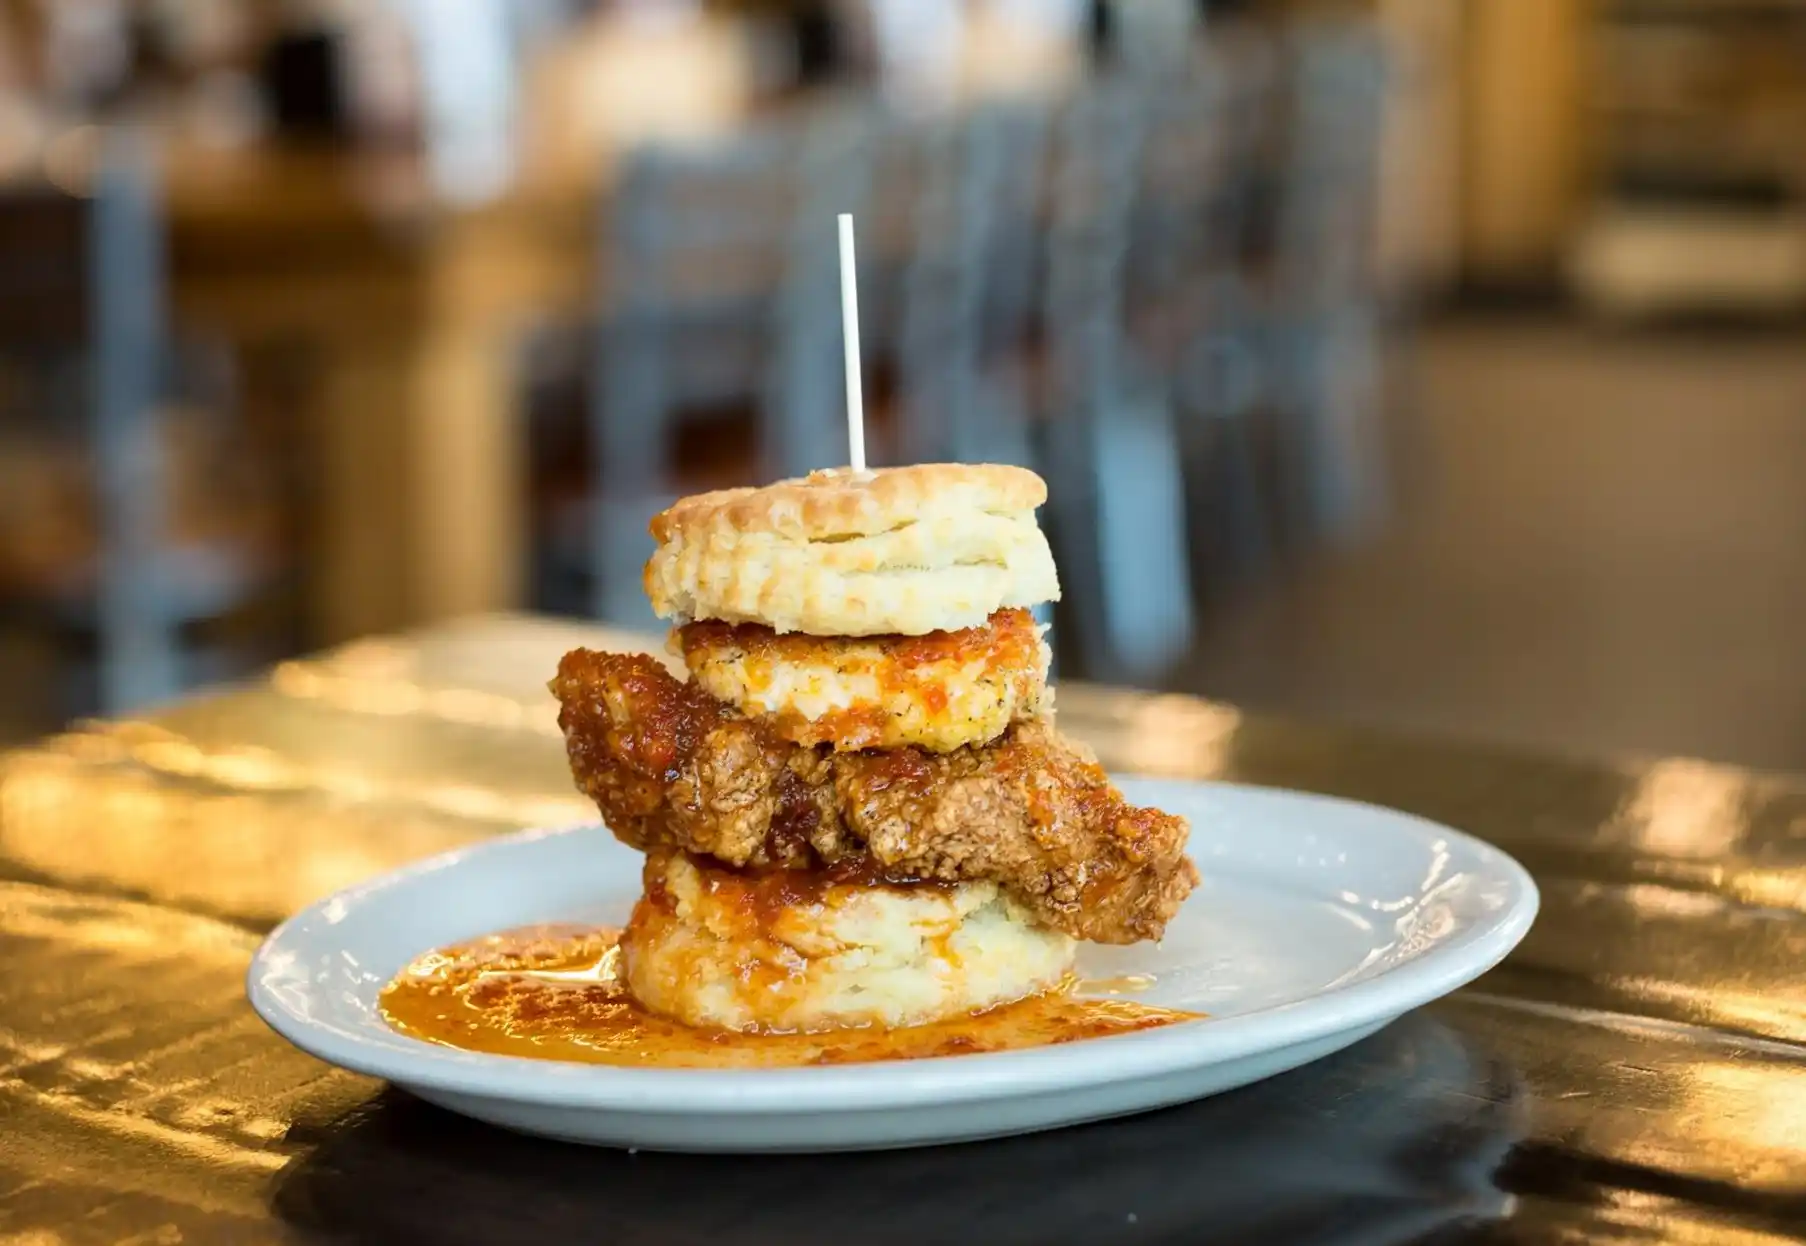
[4, 613, 1805, 1241]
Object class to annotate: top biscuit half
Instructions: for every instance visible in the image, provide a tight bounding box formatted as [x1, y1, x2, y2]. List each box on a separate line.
[644, 464, 1062, 636]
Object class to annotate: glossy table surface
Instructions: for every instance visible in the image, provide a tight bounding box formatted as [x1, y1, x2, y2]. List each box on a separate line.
[2, 615, 1803, 1244]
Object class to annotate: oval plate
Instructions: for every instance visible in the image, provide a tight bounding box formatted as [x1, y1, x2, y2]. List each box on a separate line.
[248, 778, 1537, 1152]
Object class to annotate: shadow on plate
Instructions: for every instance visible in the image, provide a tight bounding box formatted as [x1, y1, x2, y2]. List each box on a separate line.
[271, 1014, 1526, 1246]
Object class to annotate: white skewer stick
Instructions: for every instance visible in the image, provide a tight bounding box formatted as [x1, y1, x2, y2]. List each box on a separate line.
[837, 212, 867, 474]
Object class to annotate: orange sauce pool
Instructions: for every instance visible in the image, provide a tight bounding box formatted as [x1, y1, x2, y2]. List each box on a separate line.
[378, 925, 1198, 1068]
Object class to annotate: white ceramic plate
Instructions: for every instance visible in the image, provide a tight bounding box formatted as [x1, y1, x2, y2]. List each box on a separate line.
[248, 778, 1537, 1153]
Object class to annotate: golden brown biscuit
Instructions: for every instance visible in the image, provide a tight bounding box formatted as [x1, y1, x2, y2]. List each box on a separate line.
[644, 464, 1060, 636]
[649, 463, 1047, 544]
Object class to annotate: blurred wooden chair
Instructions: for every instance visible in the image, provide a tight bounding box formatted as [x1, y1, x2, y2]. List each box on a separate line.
[1145, 36, 1282, 592]
[1264, 22, 1391, 549]
[896, 98, 1048, 469]
[764, 106, 882, 479]
[0, 138, 280, 714]
[588, 131, 791, 627]
[1149, 24, 1389, 599]
[585, 111, 880, 628]
[1038, 80, 1194, 684]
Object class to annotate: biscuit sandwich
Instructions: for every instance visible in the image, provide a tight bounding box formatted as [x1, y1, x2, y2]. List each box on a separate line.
[550, 464, 1198, 1034]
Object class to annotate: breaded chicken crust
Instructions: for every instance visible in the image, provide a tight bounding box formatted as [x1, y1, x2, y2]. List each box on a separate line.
[675, 608, 1050, 753]
[551, 649, 1198, 945]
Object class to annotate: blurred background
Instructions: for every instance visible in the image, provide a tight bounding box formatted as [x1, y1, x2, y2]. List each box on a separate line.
[0, 0, 1802, 769]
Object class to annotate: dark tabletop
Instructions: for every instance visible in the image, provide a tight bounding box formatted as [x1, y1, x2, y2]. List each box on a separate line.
[2, 615, 1802, 1245]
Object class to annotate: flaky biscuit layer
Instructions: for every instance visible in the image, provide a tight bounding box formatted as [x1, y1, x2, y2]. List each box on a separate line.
[645, 465, 1060, 636]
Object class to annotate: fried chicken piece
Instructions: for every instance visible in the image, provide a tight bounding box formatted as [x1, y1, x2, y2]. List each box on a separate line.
[829, 726, 1198, 944]
[551, 649, 847, 868]
[552, 649, 1198, 944]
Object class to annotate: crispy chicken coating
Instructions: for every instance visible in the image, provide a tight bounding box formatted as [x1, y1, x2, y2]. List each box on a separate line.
[552, 649, 1197, 944]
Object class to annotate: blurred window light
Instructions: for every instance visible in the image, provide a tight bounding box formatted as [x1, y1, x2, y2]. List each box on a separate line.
[44, 0, 132, 107]
[867, 0, 963, 111]
[43, 124, 103, 196]
[396, 0, 517, 204]
[1110, 0, 1195, 67]
[148, 0, 252, 64]
[0, 101, 42, 180]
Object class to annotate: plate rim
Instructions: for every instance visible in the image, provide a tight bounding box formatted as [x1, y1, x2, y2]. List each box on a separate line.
[246, 778, 1539, 1113]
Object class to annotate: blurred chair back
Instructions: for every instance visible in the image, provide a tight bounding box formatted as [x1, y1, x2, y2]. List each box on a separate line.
[764, 108, 880, 478]
[0, 140, 180, 711]
[1275, 24, 1388, 311]
[571, 17, 1395, 675]
[1039, 79, 1194, 684]
[1154, 37, 1281, 591]
[591, 128, 796, 627]
[897, 99, 1047, 468]
[1156, 23, 1389, 600]
[1266, 23, 1390, 546]
[588, 114, 879, 627]
[1126, 37, 1269, 324]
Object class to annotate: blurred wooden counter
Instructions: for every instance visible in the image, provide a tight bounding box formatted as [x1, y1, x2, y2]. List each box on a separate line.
[167, 143, 594, 646]
[164, 10, 767, 646]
